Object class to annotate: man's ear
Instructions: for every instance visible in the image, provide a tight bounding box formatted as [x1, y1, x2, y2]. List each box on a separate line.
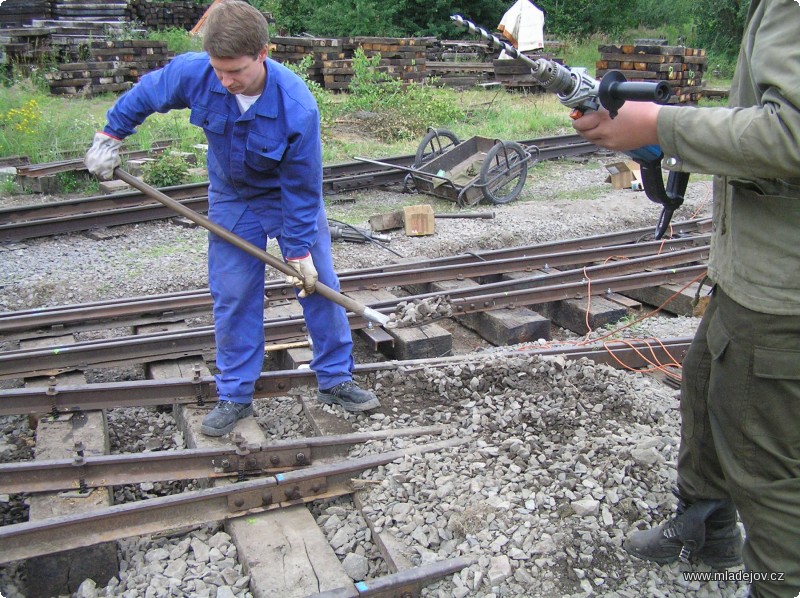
[258, 46, 269, 61]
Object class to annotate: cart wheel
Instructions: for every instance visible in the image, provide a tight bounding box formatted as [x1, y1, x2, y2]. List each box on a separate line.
[414, 128, 460, 168]
[479, 141, 528, 205]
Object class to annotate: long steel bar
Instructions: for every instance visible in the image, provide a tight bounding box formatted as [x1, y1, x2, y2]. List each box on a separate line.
[0, 337, 694, 415]
[15, 144, 171, 178]
[0, 436, 468, 564]
[10, 213, 685, 328]
[361, 245, 709, 308]
[0, 234, 708, 337]
[0, 426, 444, 494]
[446, 265, 706, 313]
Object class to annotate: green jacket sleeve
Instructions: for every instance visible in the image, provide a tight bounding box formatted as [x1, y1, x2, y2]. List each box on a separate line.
[656, 0, 800, 182]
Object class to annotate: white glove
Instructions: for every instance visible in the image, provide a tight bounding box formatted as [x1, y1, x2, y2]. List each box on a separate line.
[84, 132, 123, 179]
[285, 254, 318, 298]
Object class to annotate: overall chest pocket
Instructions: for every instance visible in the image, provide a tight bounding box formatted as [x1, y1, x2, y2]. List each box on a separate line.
[189, 106, 228, 135]
[245, 132, 287, 172]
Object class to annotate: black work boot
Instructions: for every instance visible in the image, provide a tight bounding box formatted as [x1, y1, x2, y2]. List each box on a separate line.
[624, 495, 743, 568]
[317, 381, 380, 412]
[201, 401, 253, 437]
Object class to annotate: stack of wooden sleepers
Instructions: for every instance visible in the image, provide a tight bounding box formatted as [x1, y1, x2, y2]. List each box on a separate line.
[596, 43, 707, 104]
[271, 36, 432, 91]
[492, 53, 565, 91]
[45, 40, 174, 96]
[0, 0, 51, 27]
[324, 37, 431, 90]
[270, 36, 346, 87]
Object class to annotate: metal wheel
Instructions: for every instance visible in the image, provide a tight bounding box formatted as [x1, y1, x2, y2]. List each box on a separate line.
[479, 141, 528, 205]
[414, 128, 460, 168]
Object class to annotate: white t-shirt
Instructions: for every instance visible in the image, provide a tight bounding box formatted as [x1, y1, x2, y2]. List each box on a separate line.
[235, 93, 261, 114]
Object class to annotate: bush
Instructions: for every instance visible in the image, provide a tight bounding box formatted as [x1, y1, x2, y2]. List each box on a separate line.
[142, 150, 190, 187]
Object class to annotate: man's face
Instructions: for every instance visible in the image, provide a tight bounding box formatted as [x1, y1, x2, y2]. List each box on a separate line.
[209, 48, 268, 96]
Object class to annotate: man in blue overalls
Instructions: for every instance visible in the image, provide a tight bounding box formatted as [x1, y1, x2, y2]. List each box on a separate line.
[85, 0, 380, 436]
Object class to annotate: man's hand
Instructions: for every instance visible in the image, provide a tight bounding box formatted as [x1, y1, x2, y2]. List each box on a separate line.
[285, 254, 318, 298]
[572, 103, 661, 152]
[85, 132, 123, 180]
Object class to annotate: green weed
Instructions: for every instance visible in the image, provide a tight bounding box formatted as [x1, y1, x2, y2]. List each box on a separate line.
[142, 150, 190, 187]
[146, 27, 204, 55]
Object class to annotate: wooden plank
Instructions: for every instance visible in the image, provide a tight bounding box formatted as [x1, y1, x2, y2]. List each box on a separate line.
[231, 505, 354, 598]
[369, 210, 404, 232]
[432, 278, 551, 345]
[347, 289, 451, 360]
[22, 335, 117, 597]
[621, 281, 702, 316]
[537, 294, 630, 335]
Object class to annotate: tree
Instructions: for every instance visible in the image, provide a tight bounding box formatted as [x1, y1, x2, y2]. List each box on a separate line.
[693, 0, 747, 56]
[534, 0, 637, 37]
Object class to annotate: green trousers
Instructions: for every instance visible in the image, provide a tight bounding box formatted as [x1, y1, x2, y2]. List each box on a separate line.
[677, 287, 800, 598]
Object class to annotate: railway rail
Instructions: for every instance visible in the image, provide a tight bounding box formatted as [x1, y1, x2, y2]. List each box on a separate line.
[0, 219, 710, 378]
[0, 222, 708, 338]
[0, 134, 596, 243]
[0, 336, 694, 417]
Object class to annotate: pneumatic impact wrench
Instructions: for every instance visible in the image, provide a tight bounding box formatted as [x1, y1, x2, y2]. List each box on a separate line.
[451, 15, 689, 239]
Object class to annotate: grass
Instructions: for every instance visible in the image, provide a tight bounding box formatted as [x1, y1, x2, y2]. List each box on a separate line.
[554, 185, 608, 202]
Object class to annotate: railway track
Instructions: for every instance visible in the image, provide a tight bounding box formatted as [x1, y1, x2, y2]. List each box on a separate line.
[0, 134, 596, 243]
[0, 211, 709, 596]
[0, 218, 710, 379]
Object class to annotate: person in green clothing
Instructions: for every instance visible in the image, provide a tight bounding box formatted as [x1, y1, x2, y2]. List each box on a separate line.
[572, 0, 800, 596]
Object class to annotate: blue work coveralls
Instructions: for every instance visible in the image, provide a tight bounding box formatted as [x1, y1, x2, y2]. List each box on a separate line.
[103, 52, 355, 402]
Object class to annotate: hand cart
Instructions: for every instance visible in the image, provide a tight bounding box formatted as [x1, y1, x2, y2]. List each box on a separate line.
[356, 128, 539, 207]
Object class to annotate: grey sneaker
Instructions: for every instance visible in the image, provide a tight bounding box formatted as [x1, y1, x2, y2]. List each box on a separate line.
[317, 381, 380, 412]
[201, 401, 253, 437]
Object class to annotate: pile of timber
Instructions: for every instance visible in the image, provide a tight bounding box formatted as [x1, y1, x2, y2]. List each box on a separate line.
[0, 27, 55, 64]
[45, 40, 174, 96]
[51, 0, 128, 21]
[426, 60, 495, 88]
[596, 43, 707, 104]
[269, 36, 345, 87]
[493, 53, 565, 91]
[126, 0, 210, 31]
[322, 37, 431, 91]
[0, 0, 51, 27]
[271, 36, 432, 91]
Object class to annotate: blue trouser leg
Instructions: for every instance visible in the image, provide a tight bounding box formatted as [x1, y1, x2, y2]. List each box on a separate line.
[276, 211, 354, 390]
[208, 207, 267, 404]
[209, 206, 354, 399]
